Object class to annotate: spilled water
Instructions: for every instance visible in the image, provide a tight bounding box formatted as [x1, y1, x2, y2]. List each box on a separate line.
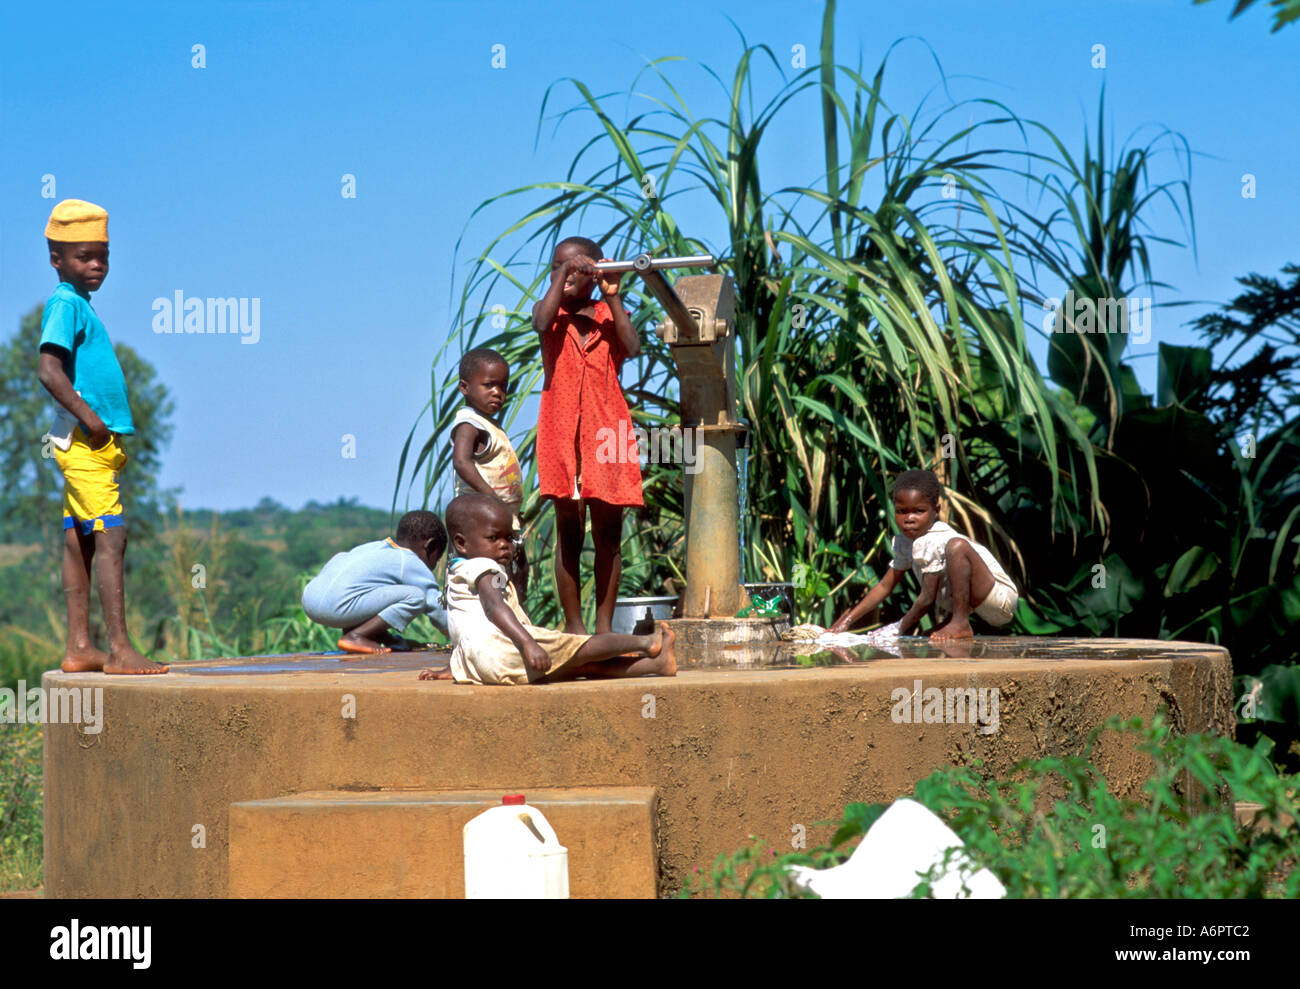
[676, 636, 1225, 670]
[144, 636, 1219, 679]
[736, 442, 749, 582]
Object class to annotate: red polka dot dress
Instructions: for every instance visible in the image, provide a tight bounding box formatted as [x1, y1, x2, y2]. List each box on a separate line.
[537, 299, 644, 507]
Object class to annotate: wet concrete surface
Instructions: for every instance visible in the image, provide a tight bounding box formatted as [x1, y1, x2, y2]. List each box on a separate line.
[180, 650, 446, 675]
[170, 635, 1222, 678]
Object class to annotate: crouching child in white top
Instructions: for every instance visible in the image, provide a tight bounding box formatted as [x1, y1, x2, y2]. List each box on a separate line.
[302, 510, 448, 655]
[829, 469, 1019, 640]
[424, 493, 675, 685]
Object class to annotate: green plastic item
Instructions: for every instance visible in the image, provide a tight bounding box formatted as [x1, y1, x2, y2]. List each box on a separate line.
[736, 594, 783, 618]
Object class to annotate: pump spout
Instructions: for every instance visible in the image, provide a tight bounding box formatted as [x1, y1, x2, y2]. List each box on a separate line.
[595, 253, 717, 339]
[638, 267, 701, 340]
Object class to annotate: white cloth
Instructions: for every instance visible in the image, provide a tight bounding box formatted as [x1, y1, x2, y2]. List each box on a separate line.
[817, 620, 903, 648]
[891, 521, 1018, 626]
[46, 395, 81, 452]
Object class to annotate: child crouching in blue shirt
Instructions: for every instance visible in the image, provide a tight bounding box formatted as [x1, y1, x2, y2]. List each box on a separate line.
[302, 510, 449, 655]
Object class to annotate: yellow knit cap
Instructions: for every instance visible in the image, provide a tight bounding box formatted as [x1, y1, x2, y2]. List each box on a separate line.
[45, 199, 109, 243]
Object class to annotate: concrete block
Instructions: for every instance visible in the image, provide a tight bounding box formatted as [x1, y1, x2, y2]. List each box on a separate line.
[228, 787, 658, 898]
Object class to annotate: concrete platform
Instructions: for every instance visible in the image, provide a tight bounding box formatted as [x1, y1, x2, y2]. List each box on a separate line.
[42, 637, 1233, 897]
[228, 787, 658, 898]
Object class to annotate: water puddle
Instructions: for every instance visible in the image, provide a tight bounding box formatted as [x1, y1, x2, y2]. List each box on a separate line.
[678, 636, 1216, 670]
[166, 636, 1212, 677]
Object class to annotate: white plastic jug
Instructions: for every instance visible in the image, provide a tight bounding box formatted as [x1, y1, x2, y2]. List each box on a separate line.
[463, 795, 570, 899]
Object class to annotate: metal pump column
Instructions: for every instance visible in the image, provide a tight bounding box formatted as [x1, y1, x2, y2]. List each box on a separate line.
[599, 253, 748, 618]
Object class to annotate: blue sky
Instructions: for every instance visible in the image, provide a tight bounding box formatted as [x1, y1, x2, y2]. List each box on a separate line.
[2, 0, 1296, 513]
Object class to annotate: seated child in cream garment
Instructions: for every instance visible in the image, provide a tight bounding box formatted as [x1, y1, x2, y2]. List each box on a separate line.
[427, 493, 675, 685]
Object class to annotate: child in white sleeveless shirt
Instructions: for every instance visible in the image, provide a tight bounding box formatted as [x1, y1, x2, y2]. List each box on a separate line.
[451, 348, 527, 596]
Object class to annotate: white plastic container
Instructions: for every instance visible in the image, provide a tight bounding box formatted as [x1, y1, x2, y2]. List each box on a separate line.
[463, 794, 570, 899]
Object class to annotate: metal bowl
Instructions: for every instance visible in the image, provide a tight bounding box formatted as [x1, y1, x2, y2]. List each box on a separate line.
[612, 596, 679, 635]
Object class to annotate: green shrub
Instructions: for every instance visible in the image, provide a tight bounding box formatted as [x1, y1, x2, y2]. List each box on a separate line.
[681, 802, 889, 898]
[0, 629, 60, 693]
[172, 571, 449, 661]
[684, 715, 1300, 898]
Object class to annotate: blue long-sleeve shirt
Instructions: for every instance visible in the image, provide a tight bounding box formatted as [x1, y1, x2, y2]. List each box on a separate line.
[302, 538, 447, 632]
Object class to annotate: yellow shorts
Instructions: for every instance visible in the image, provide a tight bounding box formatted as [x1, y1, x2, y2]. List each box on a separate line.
[54, 428, 128, 535]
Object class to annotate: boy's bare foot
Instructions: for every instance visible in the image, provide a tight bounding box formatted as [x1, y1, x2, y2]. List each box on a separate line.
[418, 667, 454, 681]
[930, 619, 973, 641]
[61, 645, 109, 673]
[645, 623, 666, 658]
[337, 634, 391, 656]
[104, 644, 169, 675]
[649, 621, 677, 675]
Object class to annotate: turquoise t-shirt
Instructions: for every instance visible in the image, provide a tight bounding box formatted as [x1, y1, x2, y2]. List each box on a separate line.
[39, 282, 134, 435]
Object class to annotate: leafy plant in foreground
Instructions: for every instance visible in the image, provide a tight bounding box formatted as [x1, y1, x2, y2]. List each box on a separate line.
[684, 715, 1300, 898]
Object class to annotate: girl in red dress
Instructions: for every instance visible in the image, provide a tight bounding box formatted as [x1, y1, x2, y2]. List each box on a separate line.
[532, 236, 644, 634]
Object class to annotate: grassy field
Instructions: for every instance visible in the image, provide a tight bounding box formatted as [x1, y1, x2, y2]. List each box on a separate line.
[0, 498, 403, 892]
[1, 637, 52, 891]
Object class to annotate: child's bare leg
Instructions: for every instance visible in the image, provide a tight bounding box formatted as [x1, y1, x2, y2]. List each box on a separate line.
[60, 526, 107, 673]
[589, 499, 623, 634]
[931, 539, 995, 641]
[553, 498, 587, 634]
[96, 527, 168, 674]
[929, 604, 950, 635]
[338, 615, 393, 656]
[543, 622, 676, 681]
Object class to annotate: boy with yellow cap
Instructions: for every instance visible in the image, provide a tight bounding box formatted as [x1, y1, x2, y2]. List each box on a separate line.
[37, 199, 167, 674]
